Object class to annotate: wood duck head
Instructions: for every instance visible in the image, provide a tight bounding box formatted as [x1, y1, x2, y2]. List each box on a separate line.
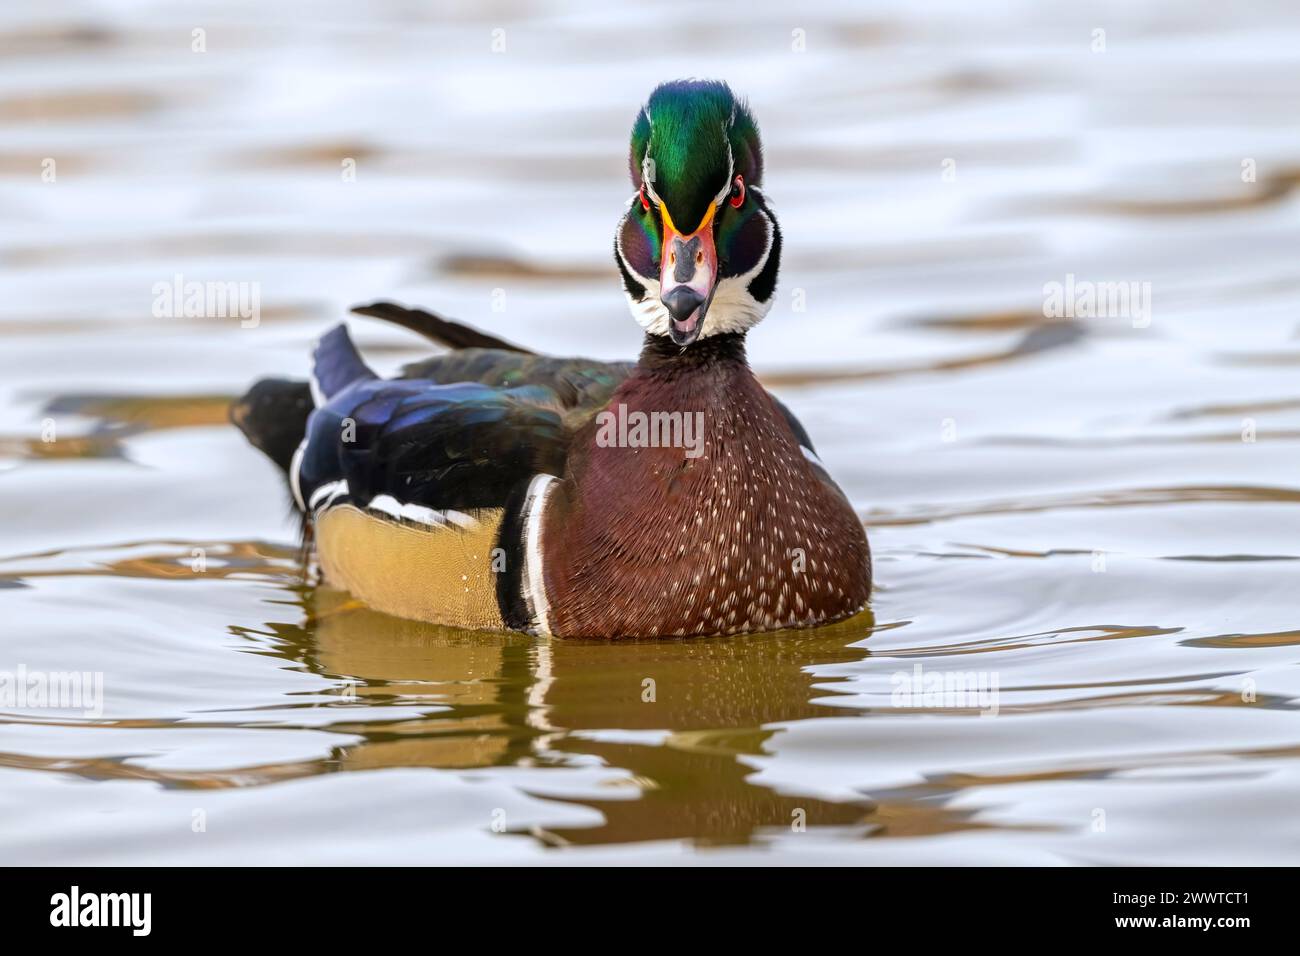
[615, 80, 782, 348]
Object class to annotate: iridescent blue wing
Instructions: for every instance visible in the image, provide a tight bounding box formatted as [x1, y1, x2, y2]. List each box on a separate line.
[292, 327, 570, 516]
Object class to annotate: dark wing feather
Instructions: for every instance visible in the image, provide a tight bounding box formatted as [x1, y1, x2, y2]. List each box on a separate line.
[295, 322, 628, 514]
[296, 377, 569, 513]
[766, 391, 852, 499]
[768, 393, 816, 455]
[233, 305, 632, 483]
[312, 324, 376, 400]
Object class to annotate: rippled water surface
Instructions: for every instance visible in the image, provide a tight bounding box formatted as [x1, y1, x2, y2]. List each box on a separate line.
[3, 0, 1300, 864]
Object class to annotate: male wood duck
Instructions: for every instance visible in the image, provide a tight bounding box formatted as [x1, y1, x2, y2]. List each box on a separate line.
[232, 80, 871, 638]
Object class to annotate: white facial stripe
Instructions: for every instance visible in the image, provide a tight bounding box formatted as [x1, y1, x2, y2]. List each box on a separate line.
[642, 160, 660, 203]
[714, 123, 736, 206]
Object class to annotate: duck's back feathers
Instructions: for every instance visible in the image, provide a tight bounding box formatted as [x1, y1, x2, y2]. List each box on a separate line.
[400, 349, 632, 429]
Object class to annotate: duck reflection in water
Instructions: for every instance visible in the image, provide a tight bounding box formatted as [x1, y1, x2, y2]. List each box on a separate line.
[256, 587, 878, 847]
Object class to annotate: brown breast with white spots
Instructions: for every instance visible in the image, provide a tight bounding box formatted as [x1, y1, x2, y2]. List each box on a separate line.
[540, 336, 871, 638]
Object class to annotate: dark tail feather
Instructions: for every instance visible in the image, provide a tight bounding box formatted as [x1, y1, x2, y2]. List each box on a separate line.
[350, 300, 532, 354]
[233, 304, 525, 480]
[230, 378, 313, 475]
[312, 324, 376, 402]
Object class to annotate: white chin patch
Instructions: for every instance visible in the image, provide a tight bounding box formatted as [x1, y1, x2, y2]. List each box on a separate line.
[625, 279, 770, 341]
[628, 291, 671, 336]
[699, 277, 771, 338]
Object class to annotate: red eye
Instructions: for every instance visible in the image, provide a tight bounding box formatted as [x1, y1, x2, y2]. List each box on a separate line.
[638, 184, 650, 212]
[728, 174, 745, 208]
